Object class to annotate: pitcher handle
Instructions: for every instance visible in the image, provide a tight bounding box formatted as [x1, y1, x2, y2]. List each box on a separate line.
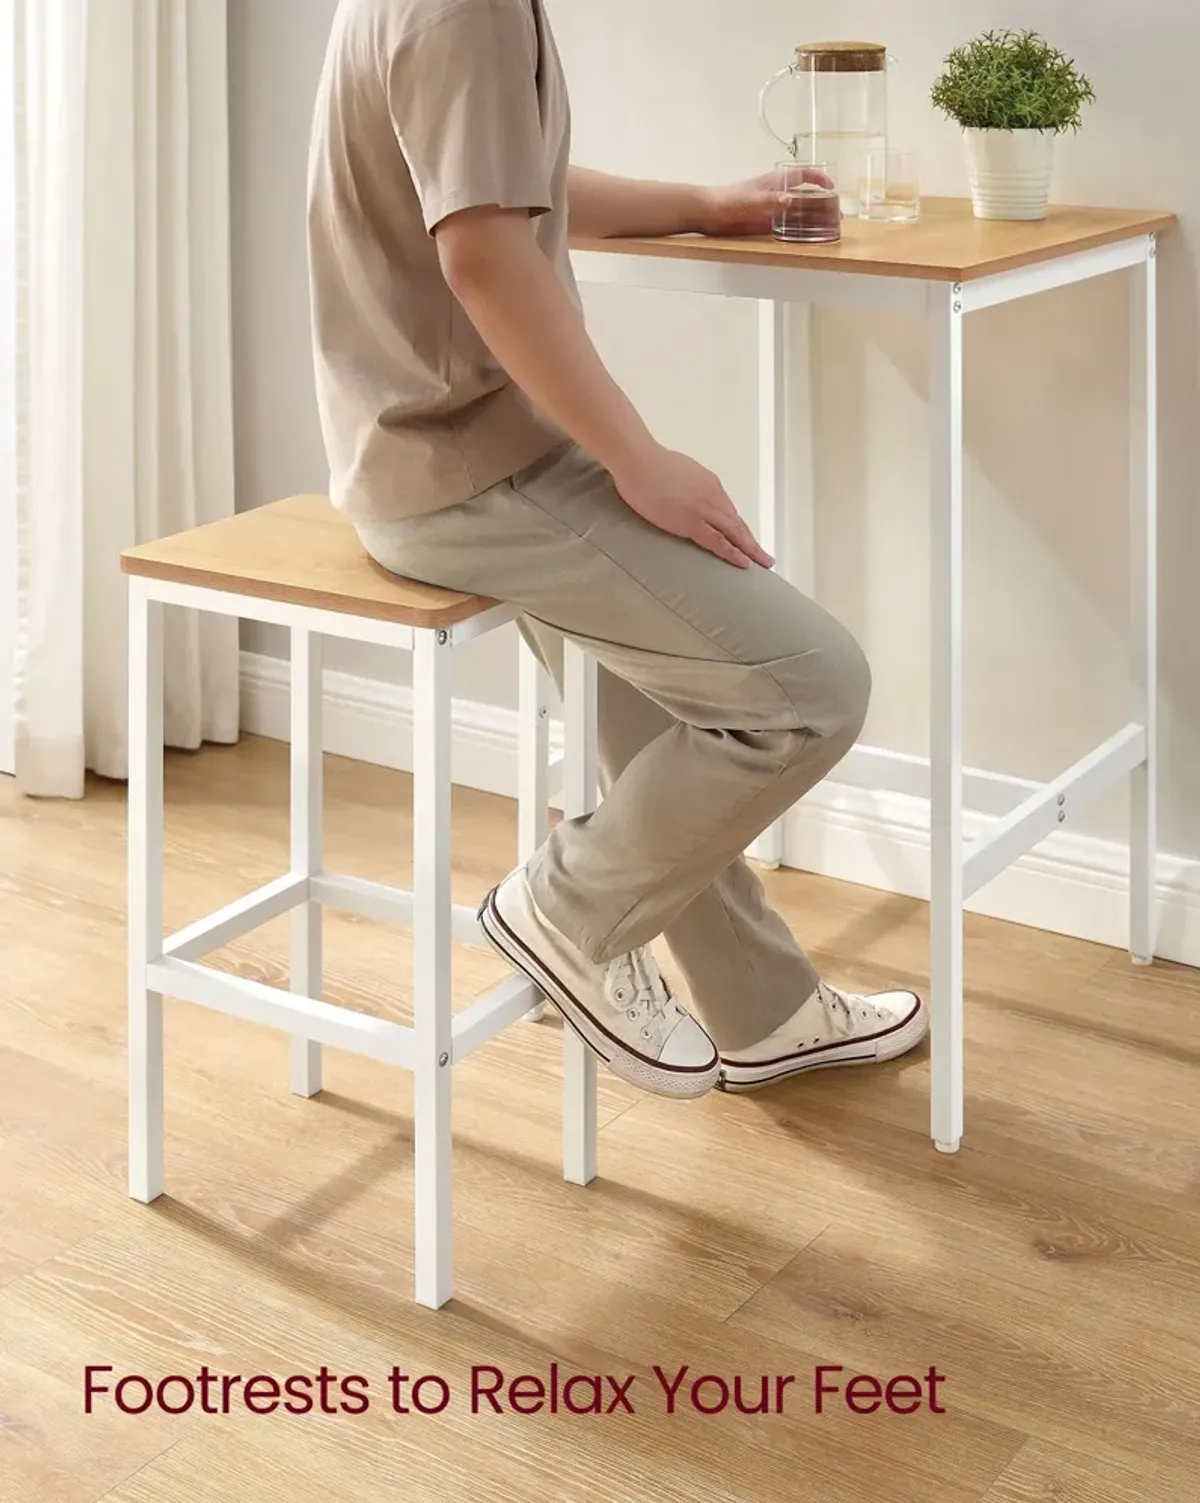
[759, 65, 797, 153]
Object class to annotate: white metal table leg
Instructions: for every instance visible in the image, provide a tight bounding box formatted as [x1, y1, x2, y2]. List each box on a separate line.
[929, 283, 965, 1156]
[1129, 236, 1159, 967]
[562, 640, 598, 1187]
[128, 580, 165, 1202]
[517, 635, 552, 1021]
[412, 627, 455, 1307]
[290, 628, 324, 1095]
[753, 299, 788, 870]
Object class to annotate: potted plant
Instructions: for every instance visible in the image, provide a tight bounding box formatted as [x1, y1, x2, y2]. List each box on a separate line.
[931, 29, 1095, 221]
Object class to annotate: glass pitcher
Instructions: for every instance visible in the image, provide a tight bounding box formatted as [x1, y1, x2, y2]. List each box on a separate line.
[760, 42, 889, 218]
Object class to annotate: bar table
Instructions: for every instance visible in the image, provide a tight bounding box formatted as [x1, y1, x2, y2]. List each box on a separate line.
[571, 197, 1175, 1153]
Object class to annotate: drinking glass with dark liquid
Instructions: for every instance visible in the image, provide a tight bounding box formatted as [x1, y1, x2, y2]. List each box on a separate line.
[771, 161, 841, 244]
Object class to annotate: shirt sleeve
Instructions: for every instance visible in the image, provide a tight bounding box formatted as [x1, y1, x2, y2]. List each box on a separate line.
[386, 1, 552, 234]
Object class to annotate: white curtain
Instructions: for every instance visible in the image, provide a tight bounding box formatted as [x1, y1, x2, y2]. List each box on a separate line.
[7, 0, 238, 798]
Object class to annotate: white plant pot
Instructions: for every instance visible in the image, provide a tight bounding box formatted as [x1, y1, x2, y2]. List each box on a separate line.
[963, 128, 1055, 221]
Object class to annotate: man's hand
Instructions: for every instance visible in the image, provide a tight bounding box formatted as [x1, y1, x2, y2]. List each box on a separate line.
[699, 167, 833, 238]
[612, 446, 773, 570]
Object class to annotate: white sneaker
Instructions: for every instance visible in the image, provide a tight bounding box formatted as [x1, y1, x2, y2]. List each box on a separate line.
[479, 869, 720, 1099]
[717, 981, 927, 1093]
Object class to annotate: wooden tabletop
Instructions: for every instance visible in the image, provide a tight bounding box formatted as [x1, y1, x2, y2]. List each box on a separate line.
[121, 494, 495, 628]
[571, 197, 1176, 283]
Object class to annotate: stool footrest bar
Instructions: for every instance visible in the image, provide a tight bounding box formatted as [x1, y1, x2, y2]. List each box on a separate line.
[146, 957, 415, 1068]
[453, 975, 543, 1059]
[310, 872, 482, 945]
[163, 876, 308, 962]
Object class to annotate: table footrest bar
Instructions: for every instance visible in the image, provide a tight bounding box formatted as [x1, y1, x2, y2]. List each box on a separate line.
[452, 974, 543, 1060]
[962, 723, 1146, 899]
[146, 957, 415, 1068]
[310, 873, 482, 945]
[163, 876, 308, 962]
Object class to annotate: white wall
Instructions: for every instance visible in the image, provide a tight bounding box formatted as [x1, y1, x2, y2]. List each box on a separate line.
[229, 0, 1200, 863]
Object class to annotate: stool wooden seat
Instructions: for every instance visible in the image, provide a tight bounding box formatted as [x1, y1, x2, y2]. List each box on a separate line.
[121, 497, 599, 1309]
[121, 494, 494, 627]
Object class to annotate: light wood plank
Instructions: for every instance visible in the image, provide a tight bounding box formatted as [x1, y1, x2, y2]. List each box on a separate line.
[0, 1356, 176, 1503]
[732, 1213, 1200, 1478]
[982, 1437, 1196, 1503]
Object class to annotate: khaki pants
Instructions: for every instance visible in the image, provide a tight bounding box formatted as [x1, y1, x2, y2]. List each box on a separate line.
[358, 442, 870, 1052]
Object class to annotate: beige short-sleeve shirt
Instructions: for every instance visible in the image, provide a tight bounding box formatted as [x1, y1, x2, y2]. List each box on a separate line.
[307, 0, 575, 522]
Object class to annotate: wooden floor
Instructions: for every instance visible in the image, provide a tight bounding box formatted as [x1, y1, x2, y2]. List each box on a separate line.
[2, 737, 1199, 1502]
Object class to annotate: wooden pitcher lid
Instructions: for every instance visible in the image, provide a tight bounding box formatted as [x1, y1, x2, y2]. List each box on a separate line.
[795, 42, 886, 73]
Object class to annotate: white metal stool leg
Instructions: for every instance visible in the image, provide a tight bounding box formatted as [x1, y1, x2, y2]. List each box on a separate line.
[517, 635, 552, 863]
[128, 580, 165, 1202]
[412, 627, 455, 1307]
[1129, 239, 1158, 967]
[562, 641, 599, 1187]
[290, 628, 324, 1095]
[517, 636, 552, 1022]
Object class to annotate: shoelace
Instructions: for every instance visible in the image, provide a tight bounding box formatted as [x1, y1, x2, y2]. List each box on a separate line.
[815, 980, 889, 1041]
[606, 948, 681, 1042]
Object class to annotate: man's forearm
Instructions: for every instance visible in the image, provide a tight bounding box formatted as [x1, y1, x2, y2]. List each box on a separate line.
[439, 211, 656, 479]
[567, 165, 718, 239]
[436, 206, 771, 571]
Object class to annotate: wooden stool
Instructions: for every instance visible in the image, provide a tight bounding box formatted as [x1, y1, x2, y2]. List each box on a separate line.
[121, 495, 599, 1308]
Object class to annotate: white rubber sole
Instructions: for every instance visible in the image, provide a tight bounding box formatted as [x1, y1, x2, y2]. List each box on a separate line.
[717, 995, 928, 1093]
[478, 885, 720, 1101]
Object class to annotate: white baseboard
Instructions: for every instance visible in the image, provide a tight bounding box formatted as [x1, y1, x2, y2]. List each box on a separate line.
[240, 650, 563, 803]
[240, 650, 1200, 968]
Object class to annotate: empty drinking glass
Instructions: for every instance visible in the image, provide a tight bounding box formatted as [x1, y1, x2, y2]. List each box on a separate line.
[771, 161, 841, 245]
[858, 149, 920, 222]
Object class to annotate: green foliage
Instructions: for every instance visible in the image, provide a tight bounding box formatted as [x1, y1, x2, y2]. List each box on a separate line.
[931, 29, 1095, 133]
